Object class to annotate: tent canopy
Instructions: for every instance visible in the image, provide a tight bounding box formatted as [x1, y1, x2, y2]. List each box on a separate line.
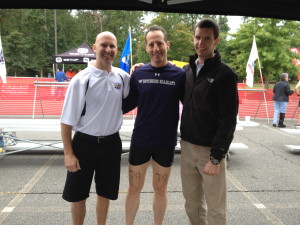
[2, 0, 300, 21]
[53, 42, 96, 64]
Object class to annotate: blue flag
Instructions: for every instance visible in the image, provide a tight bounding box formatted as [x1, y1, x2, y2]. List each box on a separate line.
[120, 33, 131, 73]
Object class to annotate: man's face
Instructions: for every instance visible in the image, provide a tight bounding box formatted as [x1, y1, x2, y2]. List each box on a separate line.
[93, 33, 117, 68]
[145, 30, 170, 67]
[194, 27, 220, 60]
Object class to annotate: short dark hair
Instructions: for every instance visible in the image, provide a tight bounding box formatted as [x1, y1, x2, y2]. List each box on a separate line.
[195, 18, 220, 40]
[144, 25, 168, 44]
[58, 67, 62, 71]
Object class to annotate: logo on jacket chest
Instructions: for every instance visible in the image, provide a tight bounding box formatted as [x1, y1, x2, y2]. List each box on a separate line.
[206, 78, 214, 83]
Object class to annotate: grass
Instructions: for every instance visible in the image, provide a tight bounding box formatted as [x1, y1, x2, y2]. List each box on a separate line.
[244, 81, 298, 89]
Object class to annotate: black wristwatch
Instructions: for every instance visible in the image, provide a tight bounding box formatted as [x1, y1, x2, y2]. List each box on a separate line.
[210, 157, 220, 165]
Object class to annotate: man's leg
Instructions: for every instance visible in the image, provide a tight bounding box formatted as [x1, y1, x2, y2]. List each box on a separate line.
[203, 159, 227, 225]
[71, 200, 86, 225]
[181, 140, 208, 225]
[297, 106, 300, 125]
[125, 162, 149, 225]
[96, 195, 110, 225]
[152, 160, 172, 225]
[278, 102, 288, 127]
[273, 101, 280, 126]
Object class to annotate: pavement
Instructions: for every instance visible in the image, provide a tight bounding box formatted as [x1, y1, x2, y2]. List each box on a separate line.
[0, 118, 300, 225]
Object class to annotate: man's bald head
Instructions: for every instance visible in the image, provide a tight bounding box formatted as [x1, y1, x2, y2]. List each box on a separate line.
[92, 31, 118, 71]
[95, 31, 117, 45]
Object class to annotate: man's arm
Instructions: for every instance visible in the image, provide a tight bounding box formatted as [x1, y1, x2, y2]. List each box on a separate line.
[295, 81, 300, 95]
[130, 63, 144, 76]
[203, 71, 239, 176]
[61, 123, 81, 172]
[63, 73, 69, 82]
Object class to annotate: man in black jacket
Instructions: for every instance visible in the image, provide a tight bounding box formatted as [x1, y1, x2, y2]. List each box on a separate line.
[180, 18, 239, 225]
[272, 73, 294, 127]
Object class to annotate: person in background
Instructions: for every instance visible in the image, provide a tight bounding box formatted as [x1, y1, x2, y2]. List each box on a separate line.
[294, 79, 300, 127]
[272, 73, 294, 127]
[122, 25, 185, 225]
[180, 18, 239, 225]
[55, 67, 68, 82]
[55, 67, 69, 99]
[66, 67, 77, 79]
[60, 31, 130, 225]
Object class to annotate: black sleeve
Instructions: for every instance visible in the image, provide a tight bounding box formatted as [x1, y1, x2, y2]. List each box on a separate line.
[122, 73, 138, 114]
[179, 72, 186, 103]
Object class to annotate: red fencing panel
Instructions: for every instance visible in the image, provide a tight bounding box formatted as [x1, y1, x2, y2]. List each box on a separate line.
[0, 78, 299, 119]
[238, 89, 299, 119]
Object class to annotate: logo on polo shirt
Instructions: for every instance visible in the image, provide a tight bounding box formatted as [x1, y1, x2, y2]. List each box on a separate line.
[114, 83, 122, 90]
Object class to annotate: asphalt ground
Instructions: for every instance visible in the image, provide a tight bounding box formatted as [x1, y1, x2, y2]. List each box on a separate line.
[0, 118, 300, 225]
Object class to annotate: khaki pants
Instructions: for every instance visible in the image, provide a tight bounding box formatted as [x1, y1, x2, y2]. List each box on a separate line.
[180, 139, 227, 225]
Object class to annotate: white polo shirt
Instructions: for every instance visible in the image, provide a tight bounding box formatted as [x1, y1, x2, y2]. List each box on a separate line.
[60, 61, 130, 136]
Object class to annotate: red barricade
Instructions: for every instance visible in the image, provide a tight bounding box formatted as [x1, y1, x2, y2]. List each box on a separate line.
[0, 78, 299, 119]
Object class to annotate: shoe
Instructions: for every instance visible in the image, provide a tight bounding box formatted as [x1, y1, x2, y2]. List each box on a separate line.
[272, 124, 277, 127]
[278, 113, 286, 128]
[278, 124, 286, 128]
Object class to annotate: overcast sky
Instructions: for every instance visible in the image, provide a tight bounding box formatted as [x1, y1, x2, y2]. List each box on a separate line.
[227, 16, 243, 33]
[144, 14, 243, 33]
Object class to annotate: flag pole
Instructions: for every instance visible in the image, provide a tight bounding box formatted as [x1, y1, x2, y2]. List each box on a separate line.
[254, 35, 269, 123]
[128, 26, 135, 119]
[129, 26, 132, 70]
[255, 36, 264, 89]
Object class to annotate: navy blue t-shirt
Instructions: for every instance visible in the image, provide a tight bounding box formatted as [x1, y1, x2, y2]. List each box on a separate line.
[122, 63, 185, 149]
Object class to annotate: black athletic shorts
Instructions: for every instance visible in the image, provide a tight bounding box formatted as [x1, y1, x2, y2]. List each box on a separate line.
[62, 131, 122, 202]
[129, 144, 175, 167]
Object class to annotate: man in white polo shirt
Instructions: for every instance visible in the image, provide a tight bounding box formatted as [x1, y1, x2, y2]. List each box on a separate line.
[60, 31, 130, 225]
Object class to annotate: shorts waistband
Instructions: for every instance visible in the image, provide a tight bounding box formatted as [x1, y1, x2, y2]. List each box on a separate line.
[75, 131, 119, 144]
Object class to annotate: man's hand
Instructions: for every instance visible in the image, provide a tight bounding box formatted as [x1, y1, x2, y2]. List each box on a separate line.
[202, 160, 220, 176]
[168, 61, 175, 66]
[130, 63, 144, 76]
[64, 152, 81, 172]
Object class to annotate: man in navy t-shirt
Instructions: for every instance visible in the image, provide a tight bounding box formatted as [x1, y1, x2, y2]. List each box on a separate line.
[123, 25, 185, 225]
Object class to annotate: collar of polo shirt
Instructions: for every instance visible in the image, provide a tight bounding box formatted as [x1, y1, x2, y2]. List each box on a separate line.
[89, 62, 114, 78]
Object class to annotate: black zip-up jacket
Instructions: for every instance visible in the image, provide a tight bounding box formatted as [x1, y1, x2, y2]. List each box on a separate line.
[272, 80, 294, 102]
[180, 51, 239, 161]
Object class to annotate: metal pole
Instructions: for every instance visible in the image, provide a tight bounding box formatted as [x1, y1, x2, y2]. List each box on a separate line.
[54, 9, 58, 75]
[255, 35, 270, 123]
[32, 75, 38, 119]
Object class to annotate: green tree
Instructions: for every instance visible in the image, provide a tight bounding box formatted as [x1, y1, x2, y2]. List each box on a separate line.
[224, 17, 300, 85]
[22, 9, 55, 76]
[3, 31, 29, 76]
[133, 13, 230, 64]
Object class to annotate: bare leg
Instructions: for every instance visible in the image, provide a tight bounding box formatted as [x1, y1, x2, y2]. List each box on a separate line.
[71, 199, 86, 225]
[96, 195, 110, 225]
[152, 160, 172, 225]
[125, 161, 149, 225]
[297, 107, 300, 124]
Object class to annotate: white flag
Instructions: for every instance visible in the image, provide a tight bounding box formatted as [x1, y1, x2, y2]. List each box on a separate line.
[246, 36, 258, 87]
[0, 36, 7, 83]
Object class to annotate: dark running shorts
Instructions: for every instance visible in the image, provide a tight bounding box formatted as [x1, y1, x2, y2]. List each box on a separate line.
[129, 144, 175, 168]
[62, 131, 122, 202]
